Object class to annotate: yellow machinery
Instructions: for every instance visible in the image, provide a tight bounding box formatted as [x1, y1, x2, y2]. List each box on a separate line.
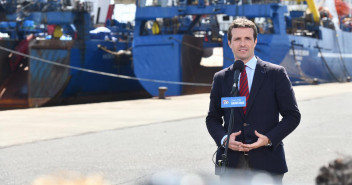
[306, 0, 320, 22]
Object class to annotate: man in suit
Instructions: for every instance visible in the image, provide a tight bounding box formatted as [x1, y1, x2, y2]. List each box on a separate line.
[206, 18, 301, 183]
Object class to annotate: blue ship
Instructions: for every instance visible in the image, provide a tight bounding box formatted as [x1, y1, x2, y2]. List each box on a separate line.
[0, 0, 148, 108]
[133, 0, 352, 97]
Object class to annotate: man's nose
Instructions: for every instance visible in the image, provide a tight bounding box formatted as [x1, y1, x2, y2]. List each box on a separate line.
[239, 40, 245, 46]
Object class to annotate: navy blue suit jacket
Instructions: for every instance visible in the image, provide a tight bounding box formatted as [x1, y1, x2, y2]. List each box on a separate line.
[206, 57, 301, 175]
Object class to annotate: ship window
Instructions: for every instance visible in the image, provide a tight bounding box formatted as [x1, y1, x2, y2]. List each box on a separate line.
[138, 0, 178, 7]
[285, 13, 321, 39]
[341, 16, 352, 32]
[254, 17, 274, 34]
[223, 16, 230, 21]
[140, 18, 180, 36]
[141, 20, 155, 35]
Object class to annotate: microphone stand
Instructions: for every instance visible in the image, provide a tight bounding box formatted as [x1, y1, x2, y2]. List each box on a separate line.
[219, 71, 240, 175]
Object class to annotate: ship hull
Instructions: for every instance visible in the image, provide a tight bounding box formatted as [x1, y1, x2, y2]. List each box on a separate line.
[135, 27, 352, 97]
[223, 27, 352, 84]
[133, 2, 352, 97]
[0, 39, 148, 109]
[133, 34, 221, 96]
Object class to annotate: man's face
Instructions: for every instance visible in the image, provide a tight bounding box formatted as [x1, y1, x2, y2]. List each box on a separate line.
[228, 27, 257, 64]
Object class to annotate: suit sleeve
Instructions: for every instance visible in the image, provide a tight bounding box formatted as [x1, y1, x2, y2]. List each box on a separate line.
[206, 73, 226, 146]
[266, 67, 301, 149]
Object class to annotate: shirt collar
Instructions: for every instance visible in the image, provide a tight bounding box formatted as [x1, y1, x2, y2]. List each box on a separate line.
[245, 56, 257, 70]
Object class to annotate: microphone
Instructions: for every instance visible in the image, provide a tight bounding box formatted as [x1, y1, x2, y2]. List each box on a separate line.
[231, 60, 245, 96]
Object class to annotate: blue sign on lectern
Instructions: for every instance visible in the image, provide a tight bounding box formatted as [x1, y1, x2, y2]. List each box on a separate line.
[221, 97, 246, 108]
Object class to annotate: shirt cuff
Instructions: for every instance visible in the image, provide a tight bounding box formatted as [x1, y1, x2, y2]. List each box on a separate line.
[221, 135, 227, 146]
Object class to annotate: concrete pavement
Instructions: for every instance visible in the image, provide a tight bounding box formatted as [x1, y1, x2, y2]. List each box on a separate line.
[1, 82, 352, 148]
[1, 82, 352, 185]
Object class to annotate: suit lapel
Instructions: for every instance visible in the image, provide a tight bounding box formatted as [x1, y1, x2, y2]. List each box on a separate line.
[246, 58, 266, 117]
[225, 64, 234, 95]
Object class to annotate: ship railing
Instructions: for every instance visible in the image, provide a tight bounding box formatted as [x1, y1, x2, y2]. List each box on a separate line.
[136, 0, 282, 8]
[0, 45, 213, 87]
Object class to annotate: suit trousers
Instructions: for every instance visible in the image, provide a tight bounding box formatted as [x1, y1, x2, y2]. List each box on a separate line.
[221, 154, 284, 185]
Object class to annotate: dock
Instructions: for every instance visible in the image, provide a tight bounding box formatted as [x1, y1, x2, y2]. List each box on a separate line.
[1, 82, 352, 185]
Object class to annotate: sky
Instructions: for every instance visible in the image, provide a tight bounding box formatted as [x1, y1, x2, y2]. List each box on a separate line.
[110, 0, 136, 23]
[113, 4, 136, 23]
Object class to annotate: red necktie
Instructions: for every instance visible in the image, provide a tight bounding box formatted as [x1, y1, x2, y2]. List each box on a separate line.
[239, 66, 249, 115]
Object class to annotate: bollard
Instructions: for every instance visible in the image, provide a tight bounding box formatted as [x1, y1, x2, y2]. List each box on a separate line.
[347, 76, 351, 82]
[312, 78, 319, 85]
[158, 86, 168, 99]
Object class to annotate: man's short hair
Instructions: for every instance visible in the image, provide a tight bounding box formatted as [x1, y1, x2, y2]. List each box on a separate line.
[227, 18, 258, 42]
